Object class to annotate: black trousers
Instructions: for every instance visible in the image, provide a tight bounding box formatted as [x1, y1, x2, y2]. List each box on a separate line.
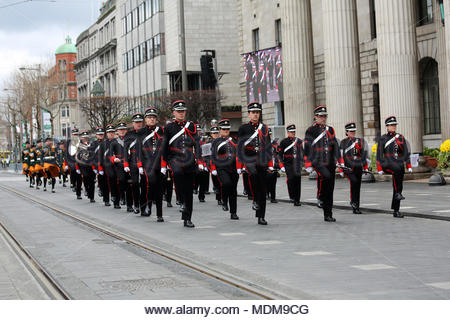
[345, 166, 362, 207]
[98, 173, 109, 203]
[217, 170, 239, 214]
[129, 167, 140, 208]
[164, 172, 174, 204]
[383, 163, 404, 211]
[106, 168, 119, 205]
[242, 171, 251, 199]
[73, 171, 82, 197]
[173, 171, 195, 221]
[80, 165, 95, 200]
[115, 166, 132, 207]
[211, 174, 221, 201]
[266, 171, 277, 200]
[197, 170, 209, 200]
[144, 170, 164, 217]
[314, 164, 336, 217]
[248, 167, 267, 218]
[286, 164, 301, 202]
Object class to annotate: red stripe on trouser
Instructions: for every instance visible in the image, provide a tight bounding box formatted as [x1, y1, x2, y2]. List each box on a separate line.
[385, 169, 397, 192]
[216, 175, 224, 200]
[315, 169, 322, 197]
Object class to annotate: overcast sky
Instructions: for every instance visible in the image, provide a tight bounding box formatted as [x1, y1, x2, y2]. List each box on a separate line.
[0, 0, 101, 93]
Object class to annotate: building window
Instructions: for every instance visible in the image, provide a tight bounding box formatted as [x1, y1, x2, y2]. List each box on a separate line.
[61, 105, 70, 118]
[153, 0, 160, 14]
[139, 2, 145, 23]
[275, 19, 282, 46]
[420, 58, 441, 135]
[141, 42, 147, 62]
[154, 34, 161, 57]
[147, 38, 154, 60]
[252, 28, 259, 51]
[417, 0, 433, 26]
[127, 12, 132, 32]
[134, 46, 141, 65]
[369, 0, 376, 39]
[145, 0, 152, 19]
[123, 53, 128, 71]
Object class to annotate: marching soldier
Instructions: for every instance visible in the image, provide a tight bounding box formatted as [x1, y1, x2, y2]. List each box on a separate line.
[57, 141, 69, 187]
[278, 124, 304, 207]
[377, 116, 412, 218]
[22, 141, 31, 181]
[90, 127, 106, 201]
[266, 129, 280, 203]
[210, 119, 240, 220]
[99, 125, 117, 207]
[34, 139, 44, 190]
[124, 113, 145, 214]
[209, 126, 223, 205]
[238, 101, 273, 225]
[111, 121, 133, 212]
[77, 131, 96, 202]
[67, 128, 81, 193]
[304, 105, 344, 222]
[42, 137, 60, 193]
[28, 143, 36, 188]
[195, 124, 209, 203]
[339, 122, 369, 214]
[162, 100, 201, 228]
[137, 107, 165, 221]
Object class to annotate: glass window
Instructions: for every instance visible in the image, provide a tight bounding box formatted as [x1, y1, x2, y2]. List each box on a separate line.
[418, 0, 433, 26]
[252, 28, 259, 51]
[145, 0, 152, 19]
[134, 8, 139, 26]
[153, 0, 159, 14]
[123, 53, 128, 71]
[139, 3, 145, 23]
[154, 34, 161, 57]
[141, 42, 147, 62]
[134, 46, 141, 65]
[127, 12, 132, 31]
[275, 19, 282, 46]
[421, 58, 441, 134]
[122, 17, 126, 35]
[147, 38, 154, 60]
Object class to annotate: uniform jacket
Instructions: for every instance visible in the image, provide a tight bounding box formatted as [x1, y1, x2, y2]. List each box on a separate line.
[340, 137, 368, 170]
[210, 136, 242, 172]
[237, 121, 273, 172]
[278, 137, 304, 172]
[376, 132, 411, 171]
[304, 123, 343, 168]
[136, 125, 166, 173]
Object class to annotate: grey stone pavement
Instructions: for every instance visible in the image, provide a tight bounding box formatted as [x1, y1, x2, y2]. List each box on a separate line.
[1, 170, 450, 299]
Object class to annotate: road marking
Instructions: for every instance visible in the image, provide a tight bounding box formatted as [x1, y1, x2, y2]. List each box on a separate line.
[351, 264, 396, 271]
[363, 203, 379, 206]
[196, 226, 216, 229]
[400, 207, 416, 209]
[251, 240, 283, 245]
[294, 251, 333, 256]
[219, 232, 246, 236]
[427, 282, 450, 290]
[416, 193, 431, 196]
[306, 198, 317, 201]
[432, 209, 450, 213]
[168, 220, 180, 223]
[334, 201, 347, 203]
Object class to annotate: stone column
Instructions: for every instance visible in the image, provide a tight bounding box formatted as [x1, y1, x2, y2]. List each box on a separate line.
[442, 0, 450, 140]
[281, 0, 316, 136]
[322, 0, 363, 139]
[375, 0, 423, 153]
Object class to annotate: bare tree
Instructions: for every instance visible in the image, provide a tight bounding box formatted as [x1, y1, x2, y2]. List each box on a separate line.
[78, 96, 130, 130]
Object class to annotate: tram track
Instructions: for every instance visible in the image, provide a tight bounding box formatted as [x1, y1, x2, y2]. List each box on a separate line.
[0, 184, 295, 300]
[0, 221, 71, 300]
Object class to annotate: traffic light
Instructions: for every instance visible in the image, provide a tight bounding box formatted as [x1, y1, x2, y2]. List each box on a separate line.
[200, 55, 217, 90]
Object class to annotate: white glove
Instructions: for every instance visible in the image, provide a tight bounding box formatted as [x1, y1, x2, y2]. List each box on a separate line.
[76, 169, 81, 174]
[161, 167, 167, 175]
[124, 167, 130, 173]
[306, 167, 313, 174]
[408, 168, 413, 173]
[237, 168, 242, 175]
[268, 166, 274, 172]
[93, 169, 98, 174]
[280, 167, 286, 173]
[378, 171, 384, 175]
[64, 166, 68, 170]
[99, 170, 104, 175]
[139, 167, 144, 175]
[114, 158, 120, 163]
[211, 170, 218, 176]
[340, 172, 344, 178]
[203, 166, 209, 172]
[198, 164, 204, 171]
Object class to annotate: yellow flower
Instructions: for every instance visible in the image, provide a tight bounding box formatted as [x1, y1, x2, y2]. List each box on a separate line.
[371, 143, 378, 153]
[440, 140, 450, 152]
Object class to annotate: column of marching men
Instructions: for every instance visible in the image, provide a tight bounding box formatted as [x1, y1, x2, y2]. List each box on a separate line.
[20, 100, 413, 227]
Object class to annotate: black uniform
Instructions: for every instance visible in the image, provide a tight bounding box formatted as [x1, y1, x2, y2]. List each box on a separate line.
[304, 122, 342, 221]
[278, 137, 304, 205]
[76, 141, 96, 201]
[196, 137, 210, 202]
[124, 130, 142, 212]
[90, 139, 107, 202]
[137, 125, 165, 217]
[377, 132, 411, 215]
[238, 120, 273, 223]
[340, 137, 368, 212]
[266, 140, 280, 202]
[111, 134, 133, 210]
[211, 136, 240, 218]
[99, 138, 117, 206]
[162, 119, 200, 225]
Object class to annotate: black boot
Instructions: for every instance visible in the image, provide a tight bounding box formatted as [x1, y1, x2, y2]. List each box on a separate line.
[90, 199, 95, 203]
[252, 201, 259, 211]
[114, 204, 121, 209]
[395, 193, 405, 201]
[393, 211, 404, 218]
[270, 199, 278, 203]
[184, 220, 195, 228]
[157, 216, 164, 222]
[324, 216, 336, 222]
[104, 202, 111, 207]
[222, 204, 229, 211]
[217, 200, 223, 206]
[127, 207, 133, 212]
[167, 202, 173, 207]
[353, 208, 362, 214]
[133, 207, 140, 214]
[230, 213, 239, 220]
[294, 201, 301, 206]
[257, 217, 267, 225]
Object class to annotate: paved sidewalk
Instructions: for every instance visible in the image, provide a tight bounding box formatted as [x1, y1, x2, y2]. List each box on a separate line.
[1, 172, 450, 299]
